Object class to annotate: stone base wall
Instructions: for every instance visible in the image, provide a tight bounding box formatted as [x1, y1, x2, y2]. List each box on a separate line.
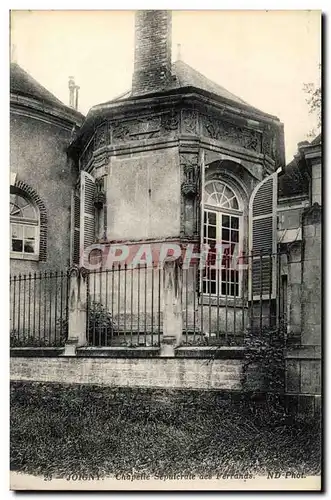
[10, 357, 244, 391]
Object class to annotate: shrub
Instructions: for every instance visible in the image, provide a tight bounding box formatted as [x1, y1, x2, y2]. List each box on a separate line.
[87, 301, 116, 346]
[56, 301, 116, 346]
[10, 329, 66, 348]
[241, 325, 287, 423]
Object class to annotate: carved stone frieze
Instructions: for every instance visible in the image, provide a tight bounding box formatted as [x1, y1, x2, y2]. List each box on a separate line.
[181, 109, 198, 135]
[111, 122, 130, 142]
[203, 115, 262, 153]
[110, 116, 161, 143]
[94, 122, 109, 150]
[93, 149, 109, 169]
[161, 111, 179, 132]
[261, 126, 277, 160]
[130, 116, 161, 139]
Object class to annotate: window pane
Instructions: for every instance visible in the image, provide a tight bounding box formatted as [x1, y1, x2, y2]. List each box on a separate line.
[208, 269, 216, 281]
[222, 228, 230, 241]
[204, 181, 239, 210]
[12, 239, 23, 252]
[24, 226, 36, 240]
[231, 230, 239, 243]
[222, 215, 230, 227]
[11, 224, 23, 239]
[208, 225, 216, 239]
[231, 198, 239, 210]
[230, 217, 239, 229]
[24, 226, 36, 254]
[10, 193, 36, 219]
[210, 281, 216, 295]
[224, 186, 233, 200]
[207, 212, 216, 225]
[22, 204, 36, 219]
[24, 240, 35, 253]
[10, 202, 22, 217]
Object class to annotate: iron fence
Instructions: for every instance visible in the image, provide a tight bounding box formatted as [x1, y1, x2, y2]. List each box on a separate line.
[10, 271, 69, 347]
[181, 252, 285, 346]
[86, 264, 163, 347]
[9, 251, 287, 349]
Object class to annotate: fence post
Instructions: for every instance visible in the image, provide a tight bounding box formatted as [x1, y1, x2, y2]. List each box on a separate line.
[161, 258, 182, 356]
[64, 266, 88, 356]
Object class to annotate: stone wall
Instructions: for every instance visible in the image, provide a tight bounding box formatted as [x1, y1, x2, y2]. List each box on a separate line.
[107, 148, 181, 240]
[279, 140, 322, 405]
[10, 112, 77, 274]
[10, 357, 243, 391]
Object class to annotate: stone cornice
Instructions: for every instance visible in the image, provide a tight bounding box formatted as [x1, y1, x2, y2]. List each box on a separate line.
[92, 87, 280, 123]
[86, 135, 275, 181]
[10, 93, 84, 131]
[70, 88, 282, 153]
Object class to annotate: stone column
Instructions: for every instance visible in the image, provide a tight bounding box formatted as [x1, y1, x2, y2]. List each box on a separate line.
[64, 266, 88, 355]
[161, 258, 183, 356]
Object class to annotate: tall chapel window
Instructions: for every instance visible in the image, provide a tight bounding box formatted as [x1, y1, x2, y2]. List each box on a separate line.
[10, 190, 39, 258]
[202, 180, 242, 297]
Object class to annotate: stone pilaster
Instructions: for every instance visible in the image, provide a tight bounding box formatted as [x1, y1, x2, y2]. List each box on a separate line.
[161, 258, 182, 356]
[180, 151, 199, 238]
[64, 266, 88, 355]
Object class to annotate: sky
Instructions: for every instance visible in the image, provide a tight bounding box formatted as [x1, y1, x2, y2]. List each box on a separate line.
[10, 10, 321, 162]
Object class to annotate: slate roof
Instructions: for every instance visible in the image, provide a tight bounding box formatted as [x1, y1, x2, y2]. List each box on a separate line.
[109, 60, 268, 116]
[10, 62, 84, 120]
[171, 60, 249, 107]
[278, 134, 322, 198]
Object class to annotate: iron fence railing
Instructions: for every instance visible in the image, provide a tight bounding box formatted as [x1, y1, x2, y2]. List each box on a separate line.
[86, 264, 163, 347]
[9, 251, 288, 349]
[10, 271, 69, 347]
[181, 252, 283, 346]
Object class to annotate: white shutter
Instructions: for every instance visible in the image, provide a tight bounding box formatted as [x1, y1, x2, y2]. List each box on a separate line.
[248, 172, 278, 300]
[70, 189, 81, 265]
[80, 171, 96, 266]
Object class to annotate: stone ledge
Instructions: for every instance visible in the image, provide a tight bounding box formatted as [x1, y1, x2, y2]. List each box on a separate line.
[175, 346, 246, 359]
[285, 345, 321, 360]
[76, 347, 161, 358]
[10, 347, 64, 357]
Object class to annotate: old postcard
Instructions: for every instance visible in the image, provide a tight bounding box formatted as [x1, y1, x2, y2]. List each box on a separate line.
[9, 9, 322, 491]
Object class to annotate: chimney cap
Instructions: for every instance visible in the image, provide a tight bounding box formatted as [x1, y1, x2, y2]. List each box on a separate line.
[68, 76, 76, 88]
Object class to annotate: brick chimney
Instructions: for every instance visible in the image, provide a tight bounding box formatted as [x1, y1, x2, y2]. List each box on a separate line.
[132, 10, 172, 96]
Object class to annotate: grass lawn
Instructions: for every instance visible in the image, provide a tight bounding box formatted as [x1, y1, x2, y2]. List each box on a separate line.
[10, 381, 321, 479]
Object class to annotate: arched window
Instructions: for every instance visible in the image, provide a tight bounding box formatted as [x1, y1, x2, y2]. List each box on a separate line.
[10, 190, 39, 258]
[203, 180, 242, 297]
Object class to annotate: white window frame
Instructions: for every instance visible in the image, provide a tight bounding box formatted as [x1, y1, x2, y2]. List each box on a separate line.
[202, 180, 244, 298]
[10, 193, 40, 261]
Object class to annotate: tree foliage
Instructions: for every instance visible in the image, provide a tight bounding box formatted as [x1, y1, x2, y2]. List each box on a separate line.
[303, 64, 321, 138]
